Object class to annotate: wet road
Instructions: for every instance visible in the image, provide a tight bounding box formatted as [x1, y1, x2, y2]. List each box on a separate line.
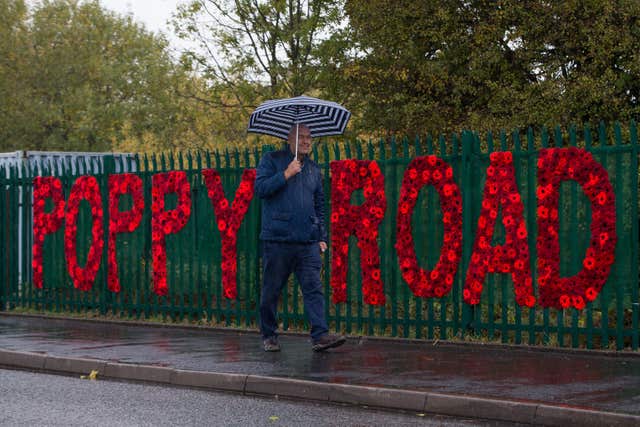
[2, 369, 521, 427]
[0, 315, 638, 415]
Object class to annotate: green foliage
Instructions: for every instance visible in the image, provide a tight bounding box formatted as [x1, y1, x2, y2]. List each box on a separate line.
[3, 0, 639, 150]
[341, 0, 640, 137]
[0, 0, 30, 148]
[171, 0, 349, 144]
[0, 0, 208, 152]
[174, 0, 344, 97]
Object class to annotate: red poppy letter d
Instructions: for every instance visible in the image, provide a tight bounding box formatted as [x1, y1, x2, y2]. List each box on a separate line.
[536, 148, 616, 309]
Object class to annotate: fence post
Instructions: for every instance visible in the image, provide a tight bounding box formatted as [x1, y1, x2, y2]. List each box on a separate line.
[631, 120, 639, 350]
[255, 144, 272, 320]
[460, 130, 476, 335]
[0, 166, 5, 311]
[100, 155, 114, 315]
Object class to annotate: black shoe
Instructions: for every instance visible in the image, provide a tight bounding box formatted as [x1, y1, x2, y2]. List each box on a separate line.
[263, 336, 281, 352]
[312, 334, 346, 352]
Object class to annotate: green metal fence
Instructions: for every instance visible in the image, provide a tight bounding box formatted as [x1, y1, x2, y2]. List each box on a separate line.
[1, 123, 638, 350]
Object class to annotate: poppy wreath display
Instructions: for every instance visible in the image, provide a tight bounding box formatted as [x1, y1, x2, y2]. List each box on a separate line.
[463, 152, 535, 307]
[64, 176, 104, 291]
[330, 159, 387, 305]
[107, 173, 144, 293]
[202, 168, 256, 299]
[395, 156, 462, 298]
[536, 147, 616, 309]
[151, 171, 192, 296]
[32, 176, 66, 289]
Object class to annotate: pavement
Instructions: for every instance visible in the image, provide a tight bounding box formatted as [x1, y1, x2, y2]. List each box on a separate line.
[0, 313, 638, 426]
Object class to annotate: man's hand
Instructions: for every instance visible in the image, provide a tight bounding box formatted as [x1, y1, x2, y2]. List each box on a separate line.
[319, 241, 327, 253]
[284, 159, 302, 180]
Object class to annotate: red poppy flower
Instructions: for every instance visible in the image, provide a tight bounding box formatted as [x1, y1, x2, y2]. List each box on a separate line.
[572, 295, 586, 310]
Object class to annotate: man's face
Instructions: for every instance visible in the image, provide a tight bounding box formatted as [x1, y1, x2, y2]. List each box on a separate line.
[288, 125, 312, 156]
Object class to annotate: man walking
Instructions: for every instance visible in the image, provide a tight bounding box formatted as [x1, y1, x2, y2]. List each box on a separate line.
[255, 124, 346, 352]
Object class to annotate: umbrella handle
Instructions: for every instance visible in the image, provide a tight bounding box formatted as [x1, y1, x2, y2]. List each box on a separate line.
[295, 123, 298, 160]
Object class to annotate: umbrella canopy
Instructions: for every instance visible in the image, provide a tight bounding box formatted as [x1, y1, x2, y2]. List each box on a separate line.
[247, 95, 351, 141]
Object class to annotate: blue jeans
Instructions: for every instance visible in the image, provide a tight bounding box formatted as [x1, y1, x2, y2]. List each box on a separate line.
[259, 241, 328, 341]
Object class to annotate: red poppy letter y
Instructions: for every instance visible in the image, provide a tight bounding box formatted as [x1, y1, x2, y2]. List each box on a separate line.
[202, 168, 256, 299]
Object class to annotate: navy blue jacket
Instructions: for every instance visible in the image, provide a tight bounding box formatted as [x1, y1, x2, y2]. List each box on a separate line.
[255, 149, 327, 243]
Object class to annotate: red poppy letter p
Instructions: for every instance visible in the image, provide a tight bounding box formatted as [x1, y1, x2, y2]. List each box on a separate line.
[151, 171, 192, 296]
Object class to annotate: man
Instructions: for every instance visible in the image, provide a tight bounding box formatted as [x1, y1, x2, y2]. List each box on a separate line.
[255, 123, 346, 352]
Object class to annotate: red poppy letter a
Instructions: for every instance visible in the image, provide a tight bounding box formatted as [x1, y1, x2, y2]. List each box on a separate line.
[464, 152, 535, 307]
[330, 160, 387, 305]
[108, 173, 144, 293]
[536, 148, 616, 310]
[151, 171, 192, 296]
[202, 168, 256, 299]
[32, 176, 65, 289]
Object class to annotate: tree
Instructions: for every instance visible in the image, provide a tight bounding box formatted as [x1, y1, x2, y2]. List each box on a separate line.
[0, 0, 209, 152]
[341, 0, 640, 137]
[0, 0, 31, 148]
[172, 0, 346, 143]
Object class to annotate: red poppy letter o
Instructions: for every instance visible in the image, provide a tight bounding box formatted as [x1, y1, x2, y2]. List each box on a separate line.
[330, 160, 387, 305]
[64, 176, 104, 291]
[395, 156, 462, 299]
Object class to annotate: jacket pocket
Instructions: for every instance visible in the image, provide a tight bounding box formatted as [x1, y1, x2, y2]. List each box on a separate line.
[268, 212, 291, 235]
[309, 215, 321, 241]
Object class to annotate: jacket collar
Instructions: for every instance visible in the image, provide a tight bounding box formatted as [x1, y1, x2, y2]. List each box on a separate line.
[285, 146, 309, 164]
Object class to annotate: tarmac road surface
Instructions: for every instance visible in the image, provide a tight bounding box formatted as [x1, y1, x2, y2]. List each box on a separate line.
[0, 368, 522, 427]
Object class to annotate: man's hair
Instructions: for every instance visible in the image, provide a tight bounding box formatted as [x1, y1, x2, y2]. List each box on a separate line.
[288, 123, 311, 138]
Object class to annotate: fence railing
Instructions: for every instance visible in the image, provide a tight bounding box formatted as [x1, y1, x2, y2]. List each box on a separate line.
[1, 123, 638, 350]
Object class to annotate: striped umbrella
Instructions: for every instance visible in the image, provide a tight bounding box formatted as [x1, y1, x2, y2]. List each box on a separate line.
[247, 95, 351, 158]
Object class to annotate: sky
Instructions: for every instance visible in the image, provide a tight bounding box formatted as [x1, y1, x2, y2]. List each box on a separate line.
[26, 0, 188, 48]
[97, 0, 188, 49]
[99, 0, 181, 33]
